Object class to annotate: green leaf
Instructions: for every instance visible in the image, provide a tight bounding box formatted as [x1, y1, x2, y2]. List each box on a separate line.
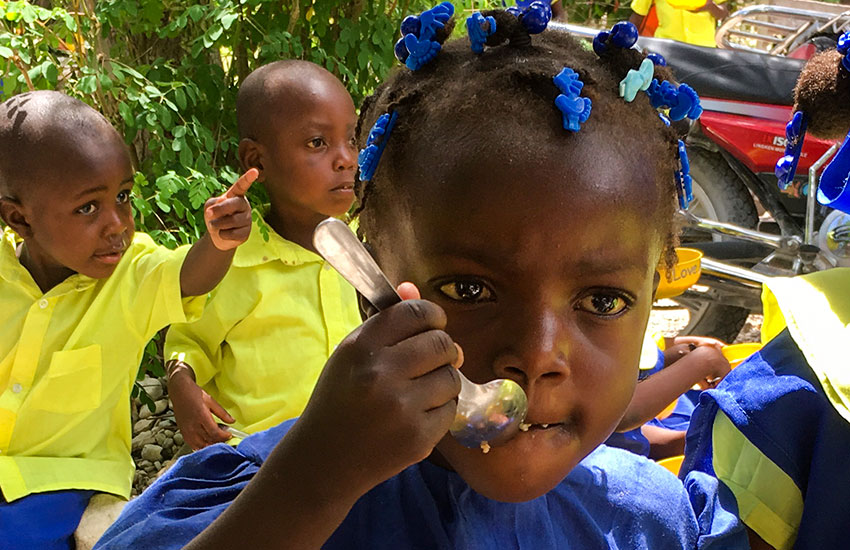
[172, 125, 187, 138]
[174, 88, 187, 110]
[43, 62, 58, 86]
[179, 146, 193, 169]
[221, 12, 238, 30]
[78, 75, 97, 94]
[0, 45, 12, 59]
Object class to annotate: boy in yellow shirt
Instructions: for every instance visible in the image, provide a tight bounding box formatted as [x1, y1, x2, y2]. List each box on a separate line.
[165, 60, 361, 450]
[629, 0, 728, 47]
[0, 90, 255, 550]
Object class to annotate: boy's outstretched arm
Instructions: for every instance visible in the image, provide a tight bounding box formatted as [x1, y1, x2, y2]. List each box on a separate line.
[184, 284, 462, 550]
[179, 169, 258, 297]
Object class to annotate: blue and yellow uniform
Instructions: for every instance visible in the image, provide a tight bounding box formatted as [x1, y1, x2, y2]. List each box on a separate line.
[682, 268, 850, 549]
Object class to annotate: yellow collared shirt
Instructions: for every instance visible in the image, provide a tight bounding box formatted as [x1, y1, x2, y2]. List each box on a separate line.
[165, 220, 361, 435]
[0, 228, 204, 501]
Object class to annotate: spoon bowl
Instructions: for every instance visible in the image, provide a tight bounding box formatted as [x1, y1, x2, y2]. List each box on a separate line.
[313, 218, 529, 449]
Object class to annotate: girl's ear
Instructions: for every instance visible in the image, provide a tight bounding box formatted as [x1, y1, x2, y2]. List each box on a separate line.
[238, 138, 265, 182]
[0, 197, 33, 238]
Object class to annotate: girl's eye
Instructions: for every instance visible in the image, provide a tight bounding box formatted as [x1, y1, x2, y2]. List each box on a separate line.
[308, 137, 327, 149]
[439, 280, 494, 303]
[76, 203, 97, 215]
[576, 292, 631, 317]
[117, 190, 131, 204]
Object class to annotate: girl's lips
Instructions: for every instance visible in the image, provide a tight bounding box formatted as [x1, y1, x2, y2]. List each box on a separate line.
[93, 250, 125, 264]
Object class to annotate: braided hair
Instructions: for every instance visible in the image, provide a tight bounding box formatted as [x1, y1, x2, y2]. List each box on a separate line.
[355, 9, 681, 269]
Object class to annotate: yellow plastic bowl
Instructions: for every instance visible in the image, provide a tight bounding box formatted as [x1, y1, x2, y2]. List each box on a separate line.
[656, 248, 703, 299]
[657, 455, 685, 476]
[721, 343, 763, 368]
[656, 399, 678, 420]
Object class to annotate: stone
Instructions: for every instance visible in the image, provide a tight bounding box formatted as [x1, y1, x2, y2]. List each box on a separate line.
[153, 399, 168, 415]
[138, 406, 152, 420]
[74, 493, 128, 550]
[141, 444, 163, 462]
[164, 429, 174, 438]
[138, 376, 164, 401]
[133, 418, 154, 433]
[173, 433, 184, 447]
[154, 432, 167, 446]
[131, 431, 155, 452]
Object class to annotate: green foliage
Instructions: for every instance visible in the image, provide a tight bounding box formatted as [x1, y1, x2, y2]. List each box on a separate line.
[0, 0, 623, 402]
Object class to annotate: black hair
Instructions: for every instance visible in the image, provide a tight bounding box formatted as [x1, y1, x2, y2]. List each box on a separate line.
[0, 91, 123, 199]
[354, 10, 680, 269]
[794, 48, 850, 140]
[236, 59, 345, 142]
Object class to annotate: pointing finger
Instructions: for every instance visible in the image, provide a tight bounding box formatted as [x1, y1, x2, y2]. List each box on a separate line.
[225, 168, 259, 198]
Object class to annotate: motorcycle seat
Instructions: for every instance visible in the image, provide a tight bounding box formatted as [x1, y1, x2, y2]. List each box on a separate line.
[636, 36, 806, 106]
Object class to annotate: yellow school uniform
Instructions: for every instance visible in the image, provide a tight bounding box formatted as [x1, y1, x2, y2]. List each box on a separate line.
[632, 0, 722, 47]
[165, 220, 361, 435]
[0, 228, 204, 501]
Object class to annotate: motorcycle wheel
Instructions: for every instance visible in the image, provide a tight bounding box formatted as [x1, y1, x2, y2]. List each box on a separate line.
[665, 148, 759, 342]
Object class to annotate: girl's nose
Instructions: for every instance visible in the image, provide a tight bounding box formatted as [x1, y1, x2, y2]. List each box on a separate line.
[492, 306, 570, 388]
[102, 206, 128, 237]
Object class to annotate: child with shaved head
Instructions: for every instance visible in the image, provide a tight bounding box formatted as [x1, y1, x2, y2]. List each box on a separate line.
[0, 91, 255, 549]
[164, 60, 361, 450]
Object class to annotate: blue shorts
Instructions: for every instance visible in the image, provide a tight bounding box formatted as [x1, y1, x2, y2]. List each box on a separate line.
[0, 489, 95, 550]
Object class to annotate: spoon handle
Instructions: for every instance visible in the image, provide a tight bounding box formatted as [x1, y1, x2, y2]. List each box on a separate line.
[313, 218, 402, 312]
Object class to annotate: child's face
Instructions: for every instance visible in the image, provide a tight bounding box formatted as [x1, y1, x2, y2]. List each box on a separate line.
[259, 79, 357, 225]
[370, 152, 664, 502]
[15, 141, 135, 281]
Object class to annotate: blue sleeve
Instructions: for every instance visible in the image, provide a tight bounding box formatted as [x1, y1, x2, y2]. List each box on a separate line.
[682, 470, 748, 549]
[93, 445, 260, 550]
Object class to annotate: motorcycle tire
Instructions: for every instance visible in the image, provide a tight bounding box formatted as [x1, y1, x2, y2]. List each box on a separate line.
[668, 148, 759, 343]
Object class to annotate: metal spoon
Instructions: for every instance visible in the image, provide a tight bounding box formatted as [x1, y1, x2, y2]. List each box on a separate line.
[313, 218, 528, 449]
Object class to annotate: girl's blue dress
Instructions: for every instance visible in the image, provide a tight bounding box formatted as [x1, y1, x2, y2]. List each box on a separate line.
[94, 418, 748, 549]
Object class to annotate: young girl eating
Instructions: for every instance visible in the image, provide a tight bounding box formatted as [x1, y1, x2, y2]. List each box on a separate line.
[95, 7, 747, 549]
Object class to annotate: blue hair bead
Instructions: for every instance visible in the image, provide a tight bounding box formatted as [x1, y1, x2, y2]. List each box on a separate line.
[646, 52, 666, 66]
[676, 140, 693, 209]
[553, 67, 592, 132]
[610, 21, 639, 49]
[775, 111, 807, 190]
[509, 0, 552, 35]
[521, 1, 552, 34]
[394, 38, 409, 63]
[592, 31, 611, 56]
[467, 12, 496, 54]
[592, 22, 639, 56]
[401, 15, 421, 36]
[358, 112, 398, 182]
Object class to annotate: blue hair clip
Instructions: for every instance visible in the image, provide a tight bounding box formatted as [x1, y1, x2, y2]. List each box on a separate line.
[676, 140, 693, 209]
[837, 31, 850, 73]
[554, 68, 592, 132]
[620, 58, 655, 102]
[467, 12, 496, 54]
[817, 128, 850, 214]
[393, 2, 455, 70]
[508, 1, 552, 34]
[646, 52, 667, 66]
[775, 111, 808, 190]
[646, 80, 702, 121]
[358, 112, 398, 182]
[592, 21, 639, 56]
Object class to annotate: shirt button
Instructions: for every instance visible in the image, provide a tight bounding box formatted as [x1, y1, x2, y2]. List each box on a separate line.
[38, 298, 49, 309]
[11, 383, 22, 394]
